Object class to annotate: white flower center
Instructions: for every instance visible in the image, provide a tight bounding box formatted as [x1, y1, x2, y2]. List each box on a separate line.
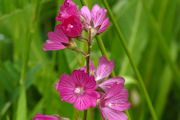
[74, 87, 84, 96]
[108, 103, 112, 107]
[68, 24, 74, 29]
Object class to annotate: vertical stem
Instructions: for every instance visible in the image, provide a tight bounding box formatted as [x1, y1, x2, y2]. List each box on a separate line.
[83, 27, 92, 120]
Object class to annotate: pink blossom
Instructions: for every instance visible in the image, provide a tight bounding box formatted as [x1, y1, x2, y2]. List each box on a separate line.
[56, 70, 100, 111]
[33, 114, 59, 120]
[99, 84, 130, 120]
[80, 56, 124, 91]
[60, 15, 82, 38]
[56, 0, 79, 22]
[80, 5, 110, 34]
[43, 24, 69, 51]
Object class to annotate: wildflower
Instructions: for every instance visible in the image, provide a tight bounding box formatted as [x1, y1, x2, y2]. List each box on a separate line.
[56, 0, 82, 38]
[55, 70, 100, 111]
[56, 0, 79, 22]
[80, 5, 110, 35]
[99, 84, 130, 120]
[81, 56, 124, 91]
[60, 15, 82, 38]
[43, 24, 69, 51]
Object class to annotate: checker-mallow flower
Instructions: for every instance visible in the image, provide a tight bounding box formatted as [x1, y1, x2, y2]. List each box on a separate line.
[55, 70, 100, 111]
[99, 84, 130, 120]
[56, 0, 82, 38]
[43, 24, 70, 51]
[80, 4, 110, 36]
[81, 56, 125, 91]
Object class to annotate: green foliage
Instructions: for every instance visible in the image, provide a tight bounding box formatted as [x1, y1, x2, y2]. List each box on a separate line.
[0, 0, 179, 120]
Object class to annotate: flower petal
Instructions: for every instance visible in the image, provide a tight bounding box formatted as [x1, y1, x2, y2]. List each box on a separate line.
[58, 74, 77, 103]
[91, 4, 101, 18]
[33, 113, 59, 120]
[48, 25, 69, 44]
[99, 77, 125, 92]
[72, 70, 97, 90]
[102, 108, 128, 120]
[104, 84, 130, 112]
[96, 56, 114, 81]
[86, 91, 100, 107]
[98, 17, 110, 34]
[73, 95, 91, 111]
[43, 41, 66, 51]
[99, 107, 106, 120]
[80, 6, 91, 24]
[56, 0, 79, 22]
[91, 5, 107, 27]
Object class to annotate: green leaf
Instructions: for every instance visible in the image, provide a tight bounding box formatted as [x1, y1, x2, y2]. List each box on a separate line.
[16, 86, 27, 120]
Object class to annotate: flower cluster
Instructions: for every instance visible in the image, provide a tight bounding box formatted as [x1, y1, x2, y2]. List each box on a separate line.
[35, 0, 130, 120]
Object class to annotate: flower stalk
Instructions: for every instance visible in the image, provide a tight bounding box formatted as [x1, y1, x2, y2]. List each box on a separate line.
[83, 28, 92, 120]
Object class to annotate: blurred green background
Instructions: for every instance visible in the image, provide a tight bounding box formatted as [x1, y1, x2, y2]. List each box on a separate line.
[0, 0, 180, 120]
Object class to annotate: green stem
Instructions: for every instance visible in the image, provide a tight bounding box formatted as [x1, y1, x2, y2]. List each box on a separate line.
[20, 0, 40, 85]
[83, 110, 88, 120]
[83, 24, 92, 120]
[101, 0, 157, 120]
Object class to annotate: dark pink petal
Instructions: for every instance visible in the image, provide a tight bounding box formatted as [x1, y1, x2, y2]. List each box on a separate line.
[43, 25, 69, 51]
[96, 56, 114, 81]
[80, 60, 95, 75]
[99, 107, 106, 120]
[98, 17, 110, 34]
[99, 77, 125, 92]
[80, 6, 91, 24]
[86, 91, 100, 107]
[56, 0, 79, 22]
[91, 4, 101, 19]
[48, 25, 69, 44]
[43, 40, 66, 51]
[105, 89, 130, 111]
[102, 108, 128, 120]
[72, 70, 97, 90]
[33, 113, 59, 120]
[73, 95, 91, 111]
[103, 84, 130, 112]
[58, 74, 75, 90]
[74, 91, 100, 111]
[60, 16, 82, 38]
[92, 7, 107, 27]
[58, 74, 77, 103]
[64, 0, 76, 7]
[59, 88, 77, 103]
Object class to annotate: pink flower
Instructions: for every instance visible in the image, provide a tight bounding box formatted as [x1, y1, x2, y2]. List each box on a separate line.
[60, 15, 82, 38]
[33, 114, 59, 120]
[81, 56, 124, 91]
[56, 70, 100, 111]
[80, 5, 110, 34]
[56, 0, 79, 22]
[99, 84, 130, 120]
[43, 24, 69, 51]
